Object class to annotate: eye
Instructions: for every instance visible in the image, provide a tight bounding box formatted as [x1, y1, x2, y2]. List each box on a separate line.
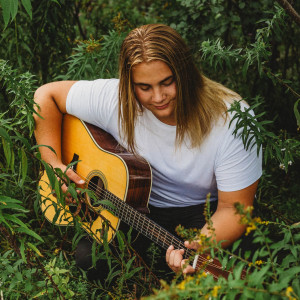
[161, 77, 174, 87]
[139, 85, 150, 91]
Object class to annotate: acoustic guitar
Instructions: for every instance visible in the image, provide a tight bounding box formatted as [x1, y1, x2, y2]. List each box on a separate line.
[39, 114, 245, 280]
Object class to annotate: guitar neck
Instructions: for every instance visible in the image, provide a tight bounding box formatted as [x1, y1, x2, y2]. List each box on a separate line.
[100, 189, 192, 258]
[100, 190, 242, 280]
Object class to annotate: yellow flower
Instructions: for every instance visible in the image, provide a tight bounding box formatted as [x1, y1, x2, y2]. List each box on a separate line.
[212, 285, 221, 297]
[261, 221, 270, 225]
[245, 223, 257, 235]
[246, 206, 254, 213]
[255, 260, 263, 265]
[286, 287, 293, 295]
[253, 217, 262, 223]
[241, 216, 248, 224]
[198, 272, 207, 278]
[177, 281, 185, 290]
[53, 248, 60, 255]
[285, 286, 296, 300]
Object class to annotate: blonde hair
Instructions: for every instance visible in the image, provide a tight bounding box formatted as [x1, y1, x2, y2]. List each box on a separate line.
[118, 24, 240, 153]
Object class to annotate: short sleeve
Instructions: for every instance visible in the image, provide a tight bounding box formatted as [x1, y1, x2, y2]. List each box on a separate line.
[66, 79, 119, 131]
[214, 105, 262, 192]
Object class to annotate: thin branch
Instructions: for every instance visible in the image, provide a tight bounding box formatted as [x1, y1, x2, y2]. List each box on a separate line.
[74, 1, 87, 40]
[276, 0, 300, 26]
[263, 67, 300, 99]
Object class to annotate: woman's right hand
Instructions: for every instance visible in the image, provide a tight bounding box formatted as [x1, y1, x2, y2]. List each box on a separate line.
[52, 162, 85, 204]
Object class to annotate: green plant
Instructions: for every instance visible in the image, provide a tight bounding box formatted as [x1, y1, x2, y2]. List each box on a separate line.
[146, 204, 300, 299]
[0, 0, 299, 298]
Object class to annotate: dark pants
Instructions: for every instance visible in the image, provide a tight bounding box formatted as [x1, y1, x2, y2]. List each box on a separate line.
[75, 201, 218, 281]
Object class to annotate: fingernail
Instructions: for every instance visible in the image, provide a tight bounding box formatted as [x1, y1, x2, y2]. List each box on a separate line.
[79, 180, 85, 184]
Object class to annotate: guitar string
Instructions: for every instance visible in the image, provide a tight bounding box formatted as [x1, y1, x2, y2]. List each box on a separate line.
[99, 186, 224, 277]
[60, 170, 228, 275]
[74, 172, 228, 276]
[68, 170, 227, 275]
[99, 185, 226, 277]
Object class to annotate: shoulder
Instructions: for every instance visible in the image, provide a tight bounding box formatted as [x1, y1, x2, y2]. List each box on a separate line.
[69, 78, 119, 93]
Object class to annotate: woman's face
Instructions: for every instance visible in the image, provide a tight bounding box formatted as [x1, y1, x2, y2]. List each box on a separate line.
[132, 60, 177, 125]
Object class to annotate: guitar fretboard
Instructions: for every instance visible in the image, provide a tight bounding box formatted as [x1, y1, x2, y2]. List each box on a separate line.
[91, 186, 233, 280]
[97, 188, 193, 259]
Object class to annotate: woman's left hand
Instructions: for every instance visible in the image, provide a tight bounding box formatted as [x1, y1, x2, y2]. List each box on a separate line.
[166, 241, 200, 274]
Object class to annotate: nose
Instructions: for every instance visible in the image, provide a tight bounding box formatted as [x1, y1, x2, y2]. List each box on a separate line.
[152, 87, 164, 103]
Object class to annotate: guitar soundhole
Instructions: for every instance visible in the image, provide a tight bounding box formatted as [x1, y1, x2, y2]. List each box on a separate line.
[87, 175, 106, 207]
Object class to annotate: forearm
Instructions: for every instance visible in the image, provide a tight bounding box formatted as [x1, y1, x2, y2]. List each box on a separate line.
[33, 81, 76, 167]
[34, 86, 64, 166]
[200, 206, 246, 248]
[200, 181, 258, 248]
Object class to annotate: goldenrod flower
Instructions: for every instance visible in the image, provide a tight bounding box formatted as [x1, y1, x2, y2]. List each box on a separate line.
[212, 285, 221, 297]
[245, 223, 256, 235]
[177, 281, 185, 290]
[253, 217, 262, 223]
[285, 286, 296, 300]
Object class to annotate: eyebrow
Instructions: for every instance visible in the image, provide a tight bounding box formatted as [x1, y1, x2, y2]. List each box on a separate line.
[133, 75, 174, 86]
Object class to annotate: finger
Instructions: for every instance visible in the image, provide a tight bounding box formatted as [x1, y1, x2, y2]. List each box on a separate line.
[184, 240, 200, 250]
[166, 245, 174, 263]
[181, 260, 195, 275]
[169, 249, 185, 271]
[65, 168, 85, 187]
[65, 196, 76, 205]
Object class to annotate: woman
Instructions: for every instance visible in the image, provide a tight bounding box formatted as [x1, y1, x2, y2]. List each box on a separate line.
[34, 24, 262, 276]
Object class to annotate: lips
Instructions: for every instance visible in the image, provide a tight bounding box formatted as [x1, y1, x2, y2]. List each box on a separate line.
[154, 102, 170, 110]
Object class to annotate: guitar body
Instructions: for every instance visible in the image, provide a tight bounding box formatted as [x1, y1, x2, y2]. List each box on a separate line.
[39, 114, 152, 243]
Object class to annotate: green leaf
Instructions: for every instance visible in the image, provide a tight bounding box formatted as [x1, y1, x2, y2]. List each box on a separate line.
[19, 238, 27, 262]
[0, 126, 11, 142]
[51, 0, 61, 5]
[222, 254, 228, 269]
[2, 137, 11, 168]
[232, 238, 242, 253]
[8, 0, 18, 21]
[0, 195, 23, 204]
[16, 226, 44, 242]
[0, 210, 14, 232]
[294, 99, 300, 128]
[126, 266, 143, 279]
[292, 278, 300, 297]
[0, 201, 27, 211]
[27, 242, 44, 257]
[67, 184, 77, 199]
[279, 266, 300, 281]
[233, 262, 246, 280]
[42, 161, 56, 191]
[20, 147, 28, 187]
[0, 0, 11, 27]
[91, 239, 97, 267]
[21, 0, 32, 19]
[249, 265, 270, 286]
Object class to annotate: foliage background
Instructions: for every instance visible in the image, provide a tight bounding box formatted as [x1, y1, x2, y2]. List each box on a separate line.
[0, 0, 300, 299]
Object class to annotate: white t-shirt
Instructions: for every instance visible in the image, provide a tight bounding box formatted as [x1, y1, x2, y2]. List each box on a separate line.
[66, 79, 262, 208]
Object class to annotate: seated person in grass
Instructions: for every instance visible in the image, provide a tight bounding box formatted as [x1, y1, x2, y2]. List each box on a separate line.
[34, 24, 262, 278]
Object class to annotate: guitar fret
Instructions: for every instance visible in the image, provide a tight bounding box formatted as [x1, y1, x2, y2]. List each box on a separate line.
[156, 225, 161, 244]
[101, 191, 210, 271]
[162, 232, 167, 248]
